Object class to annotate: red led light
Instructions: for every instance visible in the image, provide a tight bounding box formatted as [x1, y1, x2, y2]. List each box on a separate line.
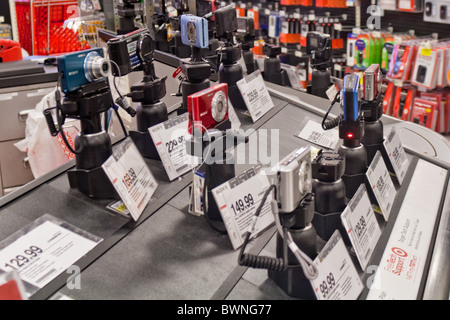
[347, 133, 354, 139]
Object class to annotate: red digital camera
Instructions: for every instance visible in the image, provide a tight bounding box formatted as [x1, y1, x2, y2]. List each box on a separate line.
[188, 83, 229, 133]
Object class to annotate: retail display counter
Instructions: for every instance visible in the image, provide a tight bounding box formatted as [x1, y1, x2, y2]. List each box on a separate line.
[0, 59, 448, 301]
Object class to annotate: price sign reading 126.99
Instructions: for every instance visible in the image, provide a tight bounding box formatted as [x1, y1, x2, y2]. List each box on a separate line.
[102, 137, 158, 221]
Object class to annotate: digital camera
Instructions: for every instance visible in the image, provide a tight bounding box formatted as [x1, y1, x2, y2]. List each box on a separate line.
[108, 28, 155, 76]
[267, 147, 312, 213]
[58, 48, 110, 93]
[214, 4, 237, 39]
[306, 31, 332, 64]
[237, 16, 254, 35]
[188, 83, 229, 133]
[180, 14, 209, 49]
[341, 73, 361, 122]
[363, 64, 382, 101]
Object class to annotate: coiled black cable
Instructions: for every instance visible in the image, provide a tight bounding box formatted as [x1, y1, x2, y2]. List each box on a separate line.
[321, 90, 341, 131]
[238, 184, 288, 272]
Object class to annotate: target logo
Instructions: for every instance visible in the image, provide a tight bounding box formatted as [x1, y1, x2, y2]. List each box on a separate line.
[391, 247, 408, 258]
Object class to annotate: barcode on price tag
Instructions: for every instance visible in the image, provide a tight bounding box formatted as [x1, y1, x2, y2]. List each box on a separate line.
[383, 127, 409, 185]
[341, 184, 382, 271]
[237, 70, 274, 122]
[366, 151, 396, 221]
[297, 120, 340, 150]
[149, 113, 192, 181]
[311, 230, 363, 300]
[212, 165, 275, 250]
[102, 137, 158, 221]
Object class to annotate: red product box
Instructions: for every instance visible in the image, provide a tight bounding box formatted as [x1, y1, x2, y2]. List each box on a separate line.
[383, 82, 396, 116]
[392, 86, 416, 121]
[410, 98, 438, 130]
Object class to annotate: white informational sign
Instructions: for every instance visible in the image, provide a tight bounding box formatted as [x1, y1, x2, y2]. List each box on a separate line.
[366, 151, 396, 221]
[383, 127, 410, 185]
[149, 113, 192, 181]
[237, 70, 274, 123]
[297, 120, 340, 150]
[341, 184, 382, 271]
[212, 165, 275, 250]
[0, 215, 101, 297]
[367, 159, 447, 300]
[311, 231, 364, 300]
[102, 137, 158, 221]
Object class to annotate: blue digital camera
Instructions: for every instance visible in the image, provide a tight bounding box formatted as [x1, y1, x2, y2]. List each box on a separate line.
[341, 73, 361, 122]
[180, 14, 209, 49]
[58, 48, 110, 93]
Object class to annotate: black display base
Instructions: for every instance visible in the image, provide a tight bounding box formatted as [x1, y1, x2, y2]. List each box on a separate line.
[268, 265, 316, 300]
[312, 211, 351, 246]
[365, 143, 384, 166]
[68, 167, 119, 200]
[342, 173, 367, 200]
[129, 130, 160, 160]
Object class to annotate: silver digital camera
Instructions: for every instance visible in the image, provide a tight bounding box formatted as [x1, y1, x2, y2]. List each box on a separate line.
[267, 146, 312, 213]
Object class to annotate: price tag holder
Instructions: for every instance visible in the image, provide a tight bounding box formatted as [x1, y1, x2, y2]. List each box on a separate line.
[190, 169, 205, 216]
[383, 127, 409, 185]
[237, 70, 274, 123]
[366, 151, 396, 221]
[0, 214, 101, 298]
[149, 113, 192, 181]
[102, 137, 158, 221]
[212, 165, 274, 250]
[311, 230, 364, 300]
[341, 184, 382, 271]
[297, 120, 340, 150]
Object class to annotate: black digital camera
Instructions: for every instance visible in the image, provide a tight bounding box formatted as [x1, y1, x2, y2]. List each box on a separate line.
[214, 4, 237, 39]
[306, 31, 332, 65]
[108, 28, 155, 76]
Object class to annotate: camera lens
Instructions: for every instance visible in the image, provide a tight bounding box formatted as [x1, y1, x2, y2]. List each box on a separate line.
[84, 51, 110, 82]
[211, 90, 227, 123]
[186, 21, 197, 44]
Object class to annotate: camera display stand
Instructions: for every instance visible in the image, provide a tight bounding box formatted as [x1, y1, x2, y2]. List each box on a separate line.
[117, 1, 139, 35]
[62, 81, 119, 199]
[310, 151, 349, 244]
[178, 46, 212, 115]
[338, 141, 368, 200]
[128, 62, 169, 160]
[187, 119, 247, 232]
[361, 94, 384, 165]
[310, 68, 331, 99]
[217, 42, 246, 110]
[262, 46, 289, 87]
[268, 194, 318, 300]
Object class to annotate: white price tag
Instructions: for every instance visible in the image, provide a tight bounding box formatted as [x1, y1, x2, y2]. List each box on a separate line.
[237, 70, 274, 123]
[212, 165, 274, 250]
[341, 184, 382, 271]
[366, 151, 396, 221]
[227, 101, 241, 130]
[0, 217, 100, 295]
[326, 83, 340, 101]
[311, 231, 364, 300]
[149, 113, 191, 181]
[297, 120, 340, 150]
[383, 127, 409, 185]
[102, 137, 158, 221]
